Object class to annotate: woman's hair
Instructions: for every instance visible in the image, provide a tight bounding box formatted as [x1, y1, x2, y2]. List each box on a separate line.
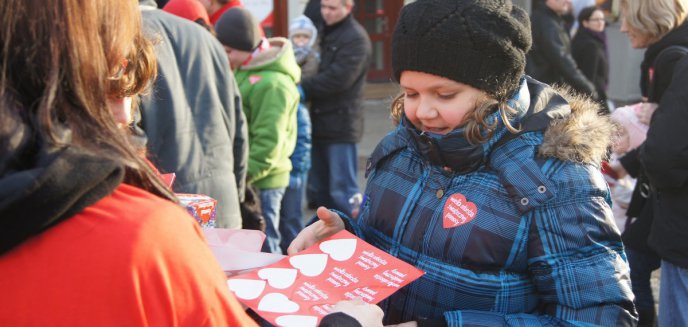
[620, 0, 688, 42]
[578, 6, 602, 24]
[109, 34, 158, 101]
[0, 0, 174, 200]
[390, 93, 519, 144]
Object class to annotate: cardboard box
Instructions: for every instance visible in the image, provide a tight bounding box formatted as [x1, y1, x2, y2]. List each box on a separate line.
[177, 194, 217, 228]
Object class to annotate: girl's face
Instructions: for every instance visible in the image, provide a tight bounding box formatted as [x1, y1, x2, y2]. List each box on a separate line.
[400, 71, 486, 135]
[108, 96, 133, 128]
[620, 17, 653, 49]
[582, 10, 606, 33]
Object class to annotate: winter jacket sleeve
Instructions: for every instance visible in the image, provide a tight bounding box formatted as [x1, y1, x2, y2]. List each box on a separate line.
[290, 103, 312, 177]
[571, 38, 602, 93]
[246, 75, 299, 184]
[229, 74, 249, 201]
[639, 55, 688, 190]
[301, 31, 370, 101]
[443, 163, 636, 326]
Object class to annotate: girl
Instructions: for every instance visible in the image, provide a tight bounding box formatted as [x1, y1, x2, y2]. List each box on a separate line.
[290, 0, 637, 325]
[0, 0, 257, 325]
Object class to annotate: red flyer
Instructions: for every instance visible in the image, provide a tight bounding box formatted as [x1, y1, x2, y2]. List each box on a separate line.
[227, 230, 424, 327]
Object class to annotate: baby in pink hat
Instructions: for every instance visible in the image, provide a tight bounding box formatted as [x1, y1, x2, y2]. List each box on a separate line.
[606, 103, 650, 232]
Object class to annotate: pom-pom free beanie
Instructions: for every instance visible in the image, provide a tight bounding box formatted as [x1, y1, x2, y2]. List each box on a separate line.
[215, 7, 262, 51]
[392, 0, 532, 101]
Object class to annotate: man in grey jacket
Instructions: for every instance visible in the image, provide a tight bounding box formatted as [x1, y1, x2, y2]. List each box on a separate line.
[137, 0, 248, 228]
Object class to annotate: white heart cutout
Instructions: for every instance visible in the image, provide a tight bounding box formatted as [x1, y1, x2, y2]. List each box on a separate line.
[319, 238, 357, 261]
[227, 279, 266, 300]
[258, 268, 297, 289]
[258, 293, 300, 313]
[289, 253, 328, 277]
[275, 315, 318, 327]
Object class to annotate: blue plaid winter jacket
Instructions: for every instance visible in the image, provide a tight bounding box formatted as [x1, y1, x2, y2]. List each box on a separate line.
[343, 78, 637, 326]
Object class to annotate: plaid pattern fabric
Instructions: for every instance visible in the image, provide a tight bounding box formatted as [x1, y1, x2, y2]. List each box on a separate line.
[348, 119, 636, 326]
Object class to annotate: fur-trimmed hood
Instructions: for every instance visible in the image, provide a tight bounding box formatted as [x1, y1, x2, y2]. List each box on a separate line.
[499, 77, 614, 166]
[537, 85, 614, 165]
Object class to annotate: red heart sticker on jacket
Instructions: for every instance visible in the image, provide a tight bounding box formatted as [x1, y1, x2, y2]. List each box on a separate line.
[249, 75, 262, 85]
[443, 193, 477, 228]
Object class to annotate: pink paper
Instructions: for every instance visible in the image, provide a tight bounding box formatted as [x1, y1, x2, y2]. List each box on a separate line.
[227, 230, 425, 327]
[203, 229, 285, 275]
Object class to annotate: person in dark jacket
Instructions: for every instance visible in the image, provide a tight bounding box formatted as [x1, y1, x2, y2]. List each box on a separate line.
[290, 0, 637, 325]
[303, 0, 324, 30]
[137, 0, 249, 229]
[527, 0, 599, 99]
[572, 6, 610, 112]
[613, 0, 688, 325]
[302, 0, 372, 217]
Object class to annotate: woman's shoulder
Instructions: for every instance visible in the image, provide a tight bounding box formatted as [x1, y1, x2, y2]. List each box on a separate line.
[77, 184, 202, 247]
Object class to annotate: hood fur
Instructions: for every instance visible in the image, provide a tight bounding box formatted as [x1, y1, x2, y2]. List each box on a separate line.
[538, 87, 615, 165]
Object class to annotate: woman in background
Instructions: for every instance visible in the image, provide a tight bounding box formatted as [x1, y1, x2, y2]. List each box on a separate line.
[614, 0, 688, 325]
[572, 6, 610, 112]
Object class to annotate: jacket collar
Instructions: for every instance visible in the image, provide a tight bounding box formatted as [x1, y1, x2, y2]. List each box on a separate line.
[323, 14, 353, 39]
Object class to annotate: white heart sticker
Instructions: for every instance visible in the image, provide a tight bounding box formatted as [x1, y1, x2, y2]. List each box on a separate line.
[258, 268, 298, 289]
[258, 293, 300, 313]
[275, 315, 318, 327]
[319, 238, 357, 261]
[289, 253, 328, 277]
[227, 279, 266, 300]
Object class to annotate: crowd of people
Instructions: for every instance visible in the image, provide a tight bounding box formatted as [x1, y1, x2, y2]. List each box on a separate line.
[1, 0, 687, 326]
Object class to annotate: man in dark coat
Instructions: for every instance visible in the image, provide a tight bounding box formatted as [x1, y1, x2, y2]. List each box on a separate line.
[138, 0, 248, 229]
[301, 0, 372, 216]
[527, 0, 598, 98]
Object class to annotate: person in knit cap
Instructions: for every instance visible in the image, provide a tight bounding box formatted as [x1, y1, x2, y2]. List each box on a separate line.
[289, 0, 637, 325]
[215, 7, 300, 255]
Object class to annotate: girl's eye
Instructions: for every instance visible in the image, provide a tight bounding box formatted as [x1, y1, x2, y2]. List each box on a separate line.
[404, 92, 418, 98]
[438, 93, 456, 100]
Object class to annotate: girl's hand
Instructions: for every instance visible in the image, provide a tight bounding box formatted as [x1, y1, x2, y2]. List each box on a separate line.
[287, 207, 345, 255]
[330, 299, 384, 327]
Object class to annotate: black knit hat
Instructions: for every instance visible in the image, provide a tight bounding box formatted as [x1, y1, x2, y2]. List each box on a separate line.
[392, 0, 532, 101]
[215, 7, 262, 51]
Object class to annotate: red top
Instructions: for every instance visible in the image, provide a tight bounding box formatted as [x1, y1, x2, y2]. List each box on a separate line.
[163, 0, 211, 26]
[209, 0, 243, 25]
[0, 184, 257, 327]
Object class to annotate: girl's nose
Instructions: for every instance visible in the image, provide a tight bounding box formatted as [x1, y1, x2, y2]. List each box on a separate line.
[416, 97, 437, 120]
